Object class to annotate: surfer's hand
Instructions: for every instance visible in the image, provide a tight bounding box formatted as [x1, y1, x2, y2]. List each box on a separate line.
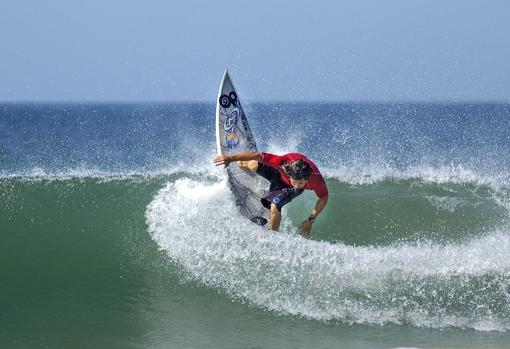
[300, 220, 312, 237]
[213, 154, 232, 167]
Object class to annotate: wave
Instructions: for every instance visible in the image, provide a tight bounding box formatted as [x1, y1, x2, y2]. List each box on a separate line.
[0, 163, 219, 182]
[3, 159, 509, 186]
[145, 173, 510, 331]
[3, 157, 510, 331]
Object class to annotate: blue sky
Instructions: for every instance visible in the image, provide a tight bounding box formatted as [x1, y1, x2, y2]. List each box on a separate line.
[0, 0, 509, 102]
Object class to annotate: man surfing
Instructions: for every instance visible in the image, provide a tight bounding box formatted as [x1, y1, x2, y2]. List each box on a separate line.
[214, 151, 328, 237]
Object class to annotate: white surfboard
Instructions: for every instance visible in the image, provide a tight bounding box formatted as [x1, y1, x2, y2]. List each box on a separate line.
[215, 70, 269, 226]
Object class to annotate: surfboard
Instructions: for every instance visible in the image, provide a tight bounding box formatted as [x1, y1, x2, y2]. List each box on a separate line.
[215, 70, 269, 226]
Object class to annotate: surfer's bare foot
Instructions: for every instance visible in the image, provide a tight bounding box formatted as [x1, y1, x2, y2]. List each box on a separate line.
[239, 160, 258, 173]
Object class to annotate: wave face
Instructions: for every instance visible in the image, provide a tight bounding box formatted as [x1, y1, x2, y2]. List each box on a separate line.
[146, 173, 510, 331]
[2, 102, 510, 334]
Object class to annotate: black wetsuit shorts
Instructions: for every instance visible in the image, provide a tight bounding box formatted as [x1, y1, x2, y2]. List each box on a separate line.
[256, 163, 304, 211]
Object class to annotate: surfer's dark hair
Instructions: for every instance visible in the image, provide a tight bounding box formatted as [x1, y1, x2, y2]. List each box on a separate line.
[282, 159, 312, 180]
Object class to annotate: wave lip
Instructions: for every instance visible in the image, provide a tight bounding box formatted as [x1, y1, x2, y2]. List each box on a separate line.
[0, 161, 221, 182]
[323, 163, 509, 188]
[146, 177, 510, 332]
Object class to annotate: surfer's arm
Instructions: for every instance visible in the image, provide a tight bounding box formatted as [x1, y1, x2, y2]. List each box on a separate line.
[301, 195, 328, 237]
[301, 173, 328, 237]
[213, 152, 262, 167]
[311, 195, 328, 219]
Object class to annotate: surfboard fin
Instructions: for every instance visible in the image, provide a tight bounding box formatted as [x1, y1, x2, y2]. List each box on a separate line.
[251, 216, 268, 226]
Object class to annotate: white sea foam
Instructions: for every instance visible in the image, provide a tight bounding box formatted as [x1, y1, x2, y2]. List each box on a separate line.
[3, 159, 508, 188]
[145, 176, 510, 331]
[322, 163, 500, 187]
[0, 160, 221, 182]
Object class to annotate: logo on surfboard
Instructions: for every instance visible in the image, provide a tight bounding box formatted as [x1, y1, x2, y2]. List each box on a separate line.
[219, 92, 238, 108]
[224, 107, 240, 132]
[225, 132, 240, 148]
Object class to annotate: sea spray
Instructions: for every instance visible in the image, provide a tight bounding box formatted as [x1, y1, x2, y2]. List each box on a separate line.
[146, 175, 510, 331]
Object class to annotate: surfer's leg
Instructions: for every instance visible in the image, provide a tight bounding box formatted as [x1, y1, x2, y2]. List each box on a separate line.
[255, 163, 285, 191]
[239, 160, 259, 173]
[269, 203, 281, 231]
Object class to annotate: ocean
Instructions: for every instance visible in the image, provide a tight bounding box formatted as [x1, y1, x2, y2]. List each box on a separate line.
[1, 102, 510, 348]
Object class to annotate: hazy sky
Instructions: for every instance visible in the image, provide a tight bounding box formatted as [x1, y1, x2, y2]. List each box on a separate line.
[1, 0, 509, 102]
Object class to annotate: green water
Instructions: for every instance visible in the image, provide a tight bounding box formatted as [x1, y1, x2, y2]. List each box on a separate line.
[289, 178, 507, 245]
[1, 176, 510, 348]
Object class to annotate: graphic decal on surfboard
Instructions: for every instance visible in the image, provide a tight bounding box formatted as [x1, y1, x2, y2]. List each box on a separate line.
[215, 70, 269, 226]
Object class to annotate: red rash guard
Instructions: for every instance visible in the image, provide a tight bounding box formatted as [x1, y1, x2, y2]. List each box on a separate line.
[260, 152, 328, 199]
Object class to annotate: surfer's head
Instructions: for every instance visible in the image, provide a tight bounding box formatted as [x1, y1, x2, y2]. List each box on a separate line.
[283, 159, 312, 188]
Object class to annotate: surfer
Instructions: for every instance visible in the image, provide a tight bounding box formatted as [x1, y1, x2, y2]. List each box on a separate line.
[214, 151, 328, 236]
